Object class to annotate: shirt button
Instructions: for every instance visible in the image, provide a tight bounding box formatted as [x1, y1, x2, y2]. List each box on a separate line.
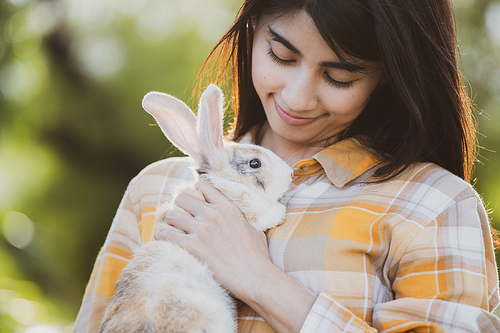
[299, 164, 310, 173]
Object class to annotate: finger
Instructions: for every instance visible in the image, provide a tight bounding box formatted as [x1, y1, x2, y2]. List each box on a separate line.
[154, 225, 185, 241]
[161, 209, 196, 234]
[173, 192, 209, 217]
[154, 227, 191, 248]
[155, 209, 193, 241]
[194, 177, 227, 204]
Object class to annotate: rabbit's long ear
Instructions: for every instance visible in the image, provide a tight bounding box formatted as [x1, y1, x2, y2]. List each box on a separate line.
[198, 84, 226, 171]
[142, 92, 202, 161]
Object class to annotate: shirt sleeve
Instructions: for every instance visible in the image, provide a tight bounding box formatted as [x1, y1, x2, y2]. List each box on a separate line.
[72, 157, 193, 333]
[72, 180, 142, 333]
[300, 195, 500, 332]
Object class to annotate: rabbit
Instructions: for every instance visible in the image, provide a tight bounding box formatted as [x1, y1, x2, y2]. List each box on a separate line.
[98, 84, 293, 333]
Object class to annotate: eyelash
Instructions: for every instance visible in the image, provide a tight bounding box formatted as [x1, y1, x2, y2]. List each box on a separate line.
[266, 47, 354, 89]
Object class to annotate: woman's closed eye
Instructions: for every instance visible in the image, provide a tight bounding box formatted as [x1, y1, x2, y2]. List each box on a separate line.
[267, 47, 295, 66]
[267, 47, 354, 89]
[323, 72, 353, 89]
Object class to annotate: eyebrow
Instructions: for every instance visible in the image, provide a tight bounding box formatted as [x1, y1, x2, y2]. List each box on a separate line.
[267, 26, 367, 73]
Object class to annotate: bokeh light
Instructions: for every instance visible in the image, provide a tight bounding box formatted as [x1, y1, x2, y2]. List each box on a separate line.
[2, 211, 35, 249]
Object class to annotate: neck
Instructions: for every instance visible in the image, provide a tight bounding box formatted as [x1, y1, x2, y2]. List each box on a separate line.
[256, 122, 325, 167]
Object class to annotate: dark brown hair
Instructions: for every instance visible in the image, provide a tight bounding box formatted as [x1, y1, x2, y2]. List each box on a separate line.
[198, 0, 476, 183]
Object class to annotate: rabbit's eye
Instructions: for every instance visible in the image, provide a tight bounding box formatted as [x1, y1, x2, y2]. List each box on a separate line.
[249, 158, 262, 169]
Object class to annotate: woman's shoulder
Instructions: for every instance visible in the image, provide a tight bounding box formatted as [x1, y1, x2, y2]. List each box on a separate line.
[399, 162, 475, 195]
[385, 162, 485, 217]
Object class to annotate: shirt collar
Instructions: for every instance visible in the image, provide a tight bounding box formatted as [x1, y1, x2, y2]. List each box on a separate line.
[313, 138, 381, 188]
[239, 128, 381, 188]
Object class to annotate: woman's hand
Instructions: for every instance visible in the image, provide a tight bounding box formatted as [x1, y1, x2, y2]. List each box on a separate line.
[154, 178, 271, 299]
[154, 178, 317, 332]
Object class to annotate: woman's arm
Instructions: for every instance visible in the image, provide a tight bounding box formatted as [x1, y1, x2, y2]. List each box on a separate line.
[155, 178, 317, 332]
[73, 185, 140, 333]
[73, 157, 195, 333]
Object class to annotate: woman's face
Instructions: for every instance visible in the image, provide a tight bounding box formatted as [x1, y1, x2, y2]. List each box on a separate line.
[252, 10, 383, 150]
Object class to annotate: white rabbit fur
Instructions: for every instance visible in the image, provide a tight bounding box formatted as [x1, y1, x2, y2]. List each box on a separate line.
[98, 84, 293, 333]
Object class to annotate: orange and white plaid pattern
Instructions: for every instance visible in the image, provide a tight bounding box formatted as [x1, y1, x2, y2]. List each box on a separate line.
[73, 133, 500, 333]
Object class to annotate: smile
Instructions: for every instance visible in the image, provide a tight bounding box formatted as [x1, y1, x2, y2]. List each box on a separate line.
[274, 99, 317, 126]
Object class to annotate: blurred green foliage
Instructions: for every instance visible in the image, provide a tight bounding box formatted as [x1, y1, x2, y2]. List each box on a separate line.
[0, 0, 499, 331]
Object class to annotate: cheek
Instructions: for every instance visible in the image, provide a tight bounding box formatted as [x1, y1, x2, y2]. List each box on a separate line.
[324, 85, 376, 116]
[252, 62, 270, 90]
[252, 50, 282, 92]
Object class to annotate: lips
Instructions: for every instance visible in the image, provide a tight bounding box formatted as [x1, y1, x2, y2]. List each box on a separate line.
[274, 99, 317, 126]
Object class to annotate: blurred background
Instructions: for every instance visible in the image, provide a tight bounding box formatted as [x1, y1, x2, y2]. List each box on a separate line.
[0, 0, 499, 331]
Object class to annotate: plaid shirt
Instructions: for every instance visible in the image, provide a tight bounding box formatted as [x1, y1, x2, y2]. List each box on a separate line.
[73, 133, 500, 333]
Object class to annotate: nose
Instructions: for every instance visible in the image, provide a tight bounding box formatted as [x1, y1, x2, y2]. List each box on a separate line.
[281, 68, 319, 112]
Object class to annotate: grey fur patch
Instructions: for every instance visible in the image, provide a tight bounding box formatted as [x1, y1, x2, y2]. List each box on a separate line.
[254, 176, 266, 191]
[229, 153, 248, 176]
[229, 152, 266, 191]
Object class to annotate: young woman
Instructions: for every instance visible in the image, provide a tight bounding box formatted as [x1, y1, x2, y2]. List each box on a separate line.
[74, 0, 500, 332]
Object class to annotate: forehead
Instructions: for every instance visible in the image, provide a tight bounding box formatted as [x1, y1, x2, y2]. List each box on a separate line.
[255, 10, 381, 74]
[256, 12, 336, 57]
[256, 11, 325, 46]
